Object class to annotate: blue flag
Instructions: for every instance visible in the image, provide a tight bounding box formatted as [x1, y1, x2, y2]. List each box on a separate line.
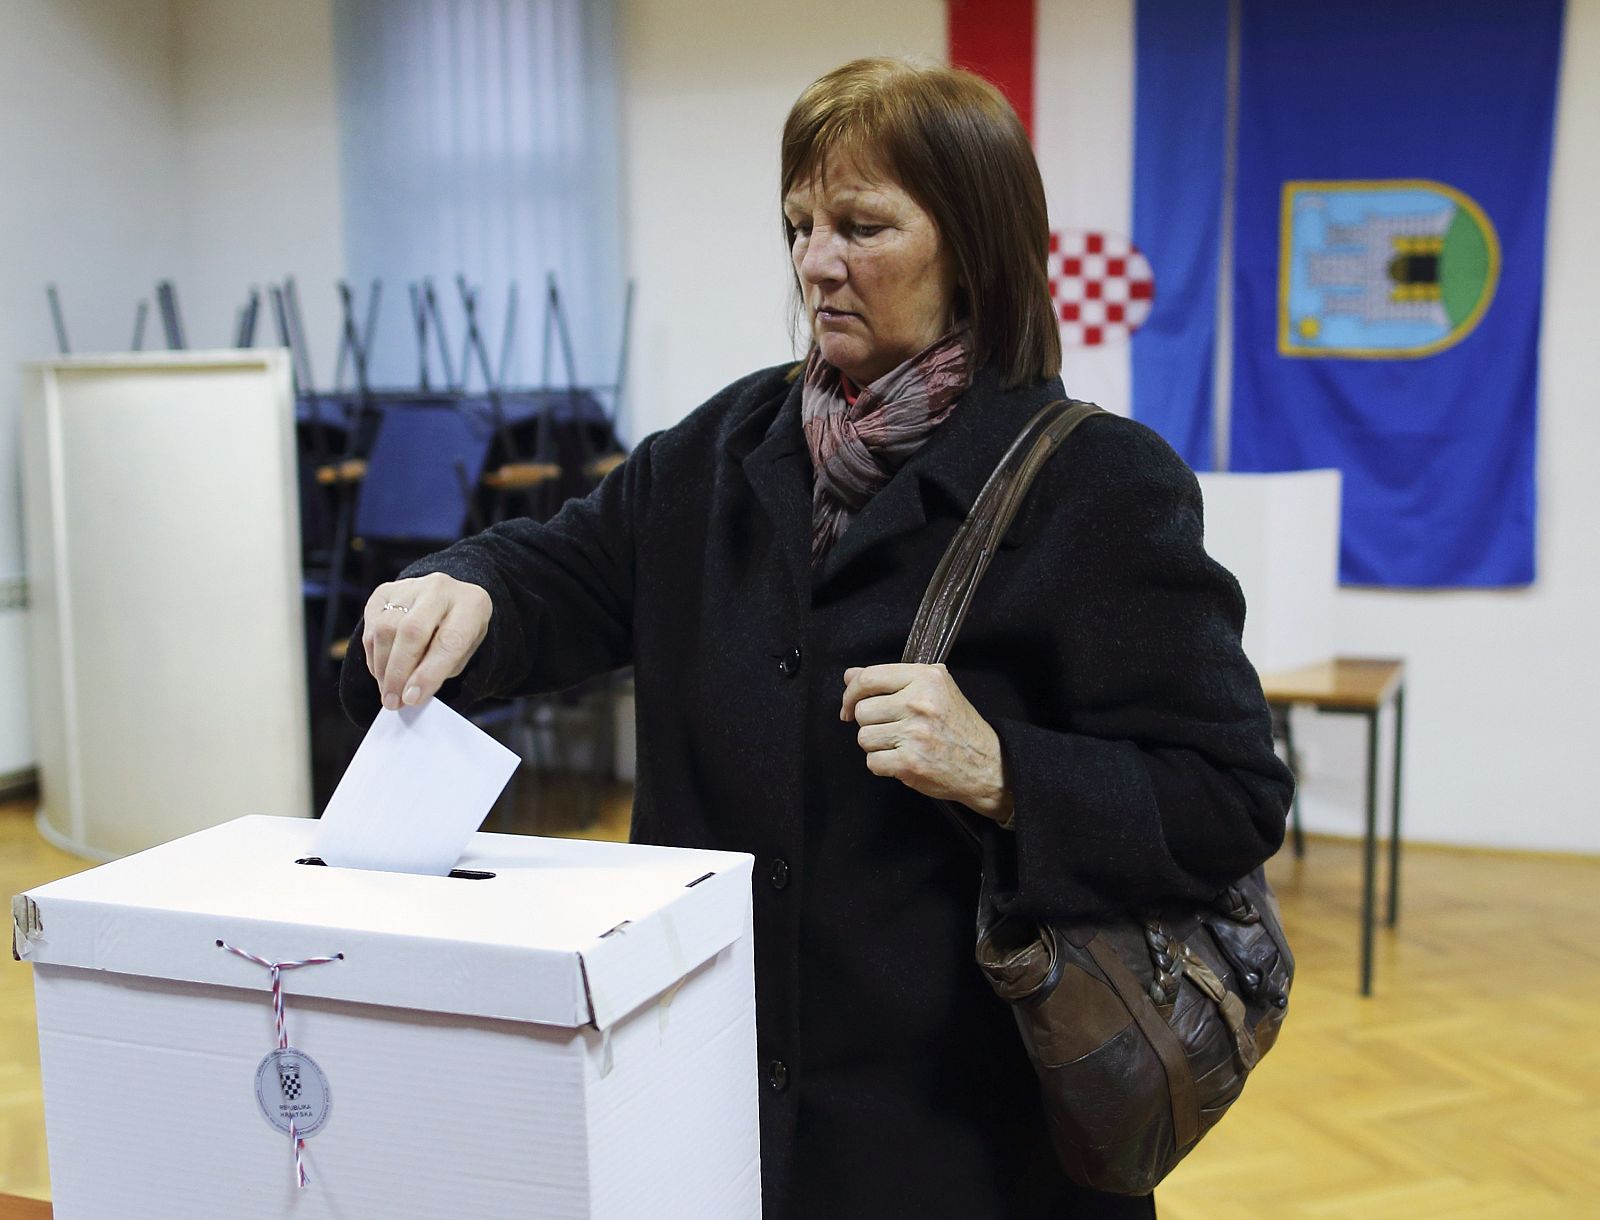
[1229, 0, 1563, 586]
[1130, 0, 1230, 471]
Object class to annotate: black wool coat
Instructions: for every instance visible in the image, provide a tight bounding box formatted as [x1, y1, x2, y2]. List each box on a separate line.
[342, 360, 1293, 1220]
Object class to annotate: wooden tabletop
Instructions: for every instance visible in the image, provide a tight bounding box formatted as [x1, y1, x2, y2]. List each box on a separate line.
[0, 1194, 50, 1219]
[1259, 657, 1405, 711]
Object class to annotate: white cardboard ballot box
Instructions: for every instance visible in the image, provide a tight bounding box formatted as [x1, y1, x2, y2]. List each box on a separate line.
[12, 816, 761, 1219]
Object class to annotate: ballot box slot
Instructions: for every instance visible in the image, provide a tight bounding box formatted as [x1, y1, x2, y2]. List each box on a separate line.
[685, 872, 715, 887]
[293, 856, 497, 880]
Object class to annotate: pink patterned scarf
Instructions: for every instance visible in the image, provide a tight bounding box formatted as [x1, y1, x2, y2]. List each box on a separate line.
[800, 327, 974, 565]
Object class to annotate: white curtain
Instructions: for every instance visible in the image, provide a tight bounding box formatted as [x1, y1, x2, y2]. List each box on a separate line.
[333, 0, 624, 412]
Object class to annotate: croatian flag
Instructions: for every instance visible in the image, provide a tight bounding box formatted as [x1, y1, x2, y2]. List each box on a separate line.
[949, 0, 1228, 471]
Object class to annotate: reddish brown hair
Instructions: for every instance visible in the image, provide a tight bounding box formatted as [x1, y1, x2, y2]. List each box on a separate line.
[781, 58, 1061, 389]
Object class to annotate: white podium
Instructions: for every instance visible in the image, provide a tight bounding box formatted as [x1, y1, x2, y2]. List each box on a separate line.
[20, 352, 310, 858]
[13, 816, 762, 1219]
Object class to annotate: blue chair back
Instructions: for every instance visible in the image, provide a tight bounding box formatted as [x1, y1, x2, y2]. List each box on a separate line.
[354, 398, 495, 544]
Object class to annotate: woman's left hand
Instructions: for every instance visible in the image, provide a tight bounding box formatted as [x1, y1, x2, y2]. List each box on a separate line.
[841, 663, 1014, 823]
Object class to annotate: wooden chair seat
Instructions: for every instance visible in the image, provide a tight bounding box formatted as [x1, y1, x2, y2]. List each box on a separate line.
[314, 458, 367, 486]
[482, 461, 563, 491]
[585, 452, 626, 480]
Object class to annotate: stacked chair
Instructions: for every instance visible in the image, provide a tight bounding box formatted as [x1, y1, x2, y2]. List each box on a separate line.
[43, 272, 633, 828]
[294, 272, 634, 830]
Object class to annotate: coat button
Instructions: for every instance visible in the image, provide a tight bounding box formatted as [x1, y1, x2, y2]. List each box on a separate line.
[778, 647, 802, 677]
[768, 1059, 789, 1091]
[770, 858, 790, 890]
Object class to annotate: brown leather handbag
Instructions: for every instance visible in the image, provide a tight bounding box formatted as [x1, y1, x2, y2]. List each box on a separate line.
[904, 399, 1294, 1197]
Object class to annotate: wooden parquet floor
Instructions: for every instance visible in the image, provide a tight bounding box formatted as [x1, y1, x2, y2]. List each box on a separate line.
[1159, 841, 1600, 1219]
[0, 799, 82, 1203]
[3, 795, 1599, 1216]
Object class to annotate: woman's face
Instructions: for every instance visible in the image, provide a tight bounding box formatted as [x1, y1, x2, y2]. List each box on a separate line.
[785, 151, 958, 385]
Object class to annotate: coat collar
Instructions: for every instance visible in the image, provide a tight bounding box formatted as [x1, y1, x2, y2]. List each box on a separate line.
[815, 362, 1069, 587]
[724, 361, 1070, 595]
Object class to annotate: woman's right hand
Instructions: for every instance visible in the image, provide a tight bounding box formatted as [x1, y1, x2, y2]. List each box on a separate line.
[362, 573, 493, 710]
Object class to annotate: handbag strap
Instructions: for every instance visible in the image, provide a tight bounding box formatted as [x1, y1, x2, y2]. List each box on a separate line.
[901, 397, 1105, 851]
[1088, 934, 1203, 1152]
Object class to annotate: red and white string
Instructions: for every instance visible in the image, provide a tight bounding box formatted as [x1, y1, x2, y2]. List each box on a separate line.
[217, 940, 343, 1188]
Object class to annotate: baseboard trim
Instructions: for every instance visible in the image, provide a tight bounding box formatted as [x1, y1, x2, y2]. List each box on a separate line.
[32, 807, 118, 863]
[0, 767, 38, 802]
[1292, 828, 1600, 864]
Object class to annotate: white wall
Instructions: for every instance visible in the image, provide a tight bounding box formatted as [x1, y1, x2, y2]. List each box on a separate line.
[5, 0, 1596, 854]
[0, 0, 345, 780]
[0, 0, 187, 776]
[171, 0, 347, 380]
[1290, 1, 1600, 854]
[617, 0, 947, 439]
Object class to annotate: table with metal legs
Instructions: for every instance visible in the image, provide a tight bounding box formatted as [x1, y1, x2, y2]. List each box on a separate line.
[1262, 658, 1407, 997]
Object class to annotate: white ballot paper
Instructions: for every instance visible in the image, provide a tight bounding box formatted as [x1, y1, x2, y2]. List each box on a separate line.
[313, 699, 520, 875]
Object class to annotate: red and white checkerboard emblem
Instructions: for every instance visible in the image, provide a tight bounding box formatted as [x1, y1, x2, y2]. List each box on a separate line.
[1049, 230, 1156, 347]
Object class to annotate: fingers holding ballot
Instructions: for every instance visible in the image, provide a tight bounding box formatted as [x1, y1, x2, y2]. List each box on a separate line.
[363, 573, 493, 710]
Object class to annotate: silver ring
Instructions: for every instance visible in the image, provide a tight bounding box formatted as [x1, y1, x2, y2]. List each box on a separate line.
[381, 602, 410, 613]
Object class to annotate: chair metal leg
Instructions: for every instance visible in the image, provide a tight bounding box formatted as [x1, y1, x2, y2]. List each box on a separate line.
[522, 699, 545, 771]
[1388, 684, 1406, 928]
[1361, 709, 1379, 997]
[1282, 705, 1305, 858]
[495, 722, 520, 835]
[534, 695, 562, 828]
[316, 485, 357, 672]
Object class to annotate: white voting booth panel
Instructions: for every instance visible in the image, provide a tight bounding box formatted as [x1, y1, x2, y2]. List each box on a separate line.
[21, 352, 311, 859]
[1195, 470, 1342, 674]
[13, 816, 761, 1219]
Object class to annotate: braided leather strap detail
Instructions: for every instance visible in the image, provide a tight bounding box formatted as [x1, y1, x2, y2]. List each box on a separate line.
[1144, 922, 1183, 1008]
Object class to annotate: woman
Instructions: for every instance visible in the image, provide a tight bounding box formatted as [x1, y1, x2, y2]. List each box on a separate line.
[345, 58, 1291, 1220]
